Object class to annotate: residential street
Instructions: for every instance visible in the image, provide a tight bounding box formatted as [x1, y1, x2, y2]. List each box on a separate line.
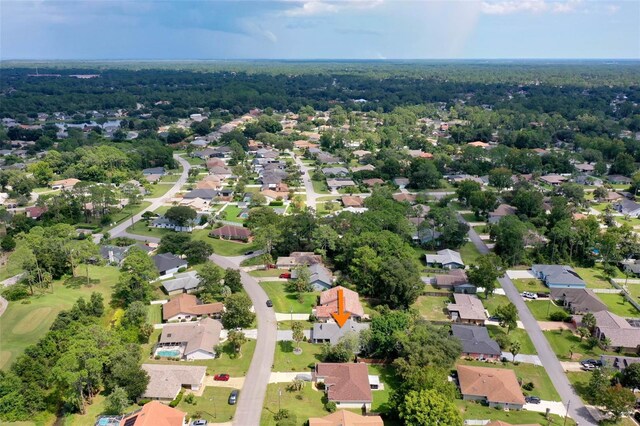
[293, 154, 320, 208]
[464, 221, 597, 425]
[210, 253, 277, 426]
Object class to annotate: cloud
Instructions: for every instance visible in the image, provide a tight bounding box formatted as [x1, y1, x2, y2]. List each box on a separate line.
[281, 0, 383, 17]
[481, 0, 582, 15]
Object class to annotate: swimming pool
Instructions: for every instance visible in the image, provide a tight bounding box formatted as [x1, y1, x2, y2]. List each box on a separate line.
[156, 349, 181, 357]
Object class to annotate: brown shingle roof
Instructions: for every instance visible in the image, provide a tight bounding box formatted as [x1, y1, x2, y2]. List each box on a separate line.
[314, 363, 372, 403]
[308, 410, 383, 426]
[341, 196, 364, 208]
[119, 401, 185, 426]
[317, 286, 365, 319]
[162, 294, 224, 321]
[209, 225, 252, 239]
[457, 365, 525, 405]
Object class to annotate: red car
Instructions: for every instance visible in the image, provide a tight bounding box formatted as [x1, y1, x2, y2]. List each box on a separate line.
[279, 273, 291, 279]
[214, 374, 230, 381]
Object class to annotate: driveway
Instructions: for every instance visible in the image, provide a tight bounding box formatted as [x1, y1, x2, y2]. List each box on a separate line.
[269, 372, 310, 383]
[460, 216, 596, 425]
[501, 352, 542, 366]
[109, 153, 190, 242]
[210, 254, 277, 426]
[525, 400, 568, 416]
[274, 313, 310, 321]
[507, 270, 535, 280]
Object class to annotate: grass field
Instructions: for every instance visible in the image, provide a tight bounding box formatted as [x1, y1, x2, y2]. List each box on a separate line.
[456, 401, 574, 425]
[249, 269, 289, 278]
[457, 359, 559, 400]
[0, 265, 120, 370]
[459, 241, 483, 265]
[315, 201, 341, 215]
[482, 294, 510, 316]
[566, 370, 592, 404]
[177, 386, 238, 423]
[146, 183, 173, 198]
[192, 229, 259, 256]
[311, 179, 330, 194]
[513, 279, 549, 294]
[543, 329, 608, 361]
[146, 303, 162, 325]
[106, 201, 152, 230]
[259, 281, 318, 313]
[526, 299, 567, 321]
[273, 340, 322, 372]
[573, 266, 618, 289]
[596, 293, 640, 317]
[413, 294, 451, 321]
[260, 384, 329, 425]
[486, 325, 537, 355]
[220, 205, 245, 223]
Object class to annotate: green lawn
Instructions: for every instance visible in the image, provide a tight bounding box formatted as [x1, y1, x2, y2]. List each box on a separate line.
[142, 330, 256, 376]
[176, 386, 238, 423]
[457, 359, 559, 400]
[573, 266, 618, 289]
[249, 269, 289, 278]
[192, 229, 259, 256]
[456, 401, 574, 425]
[146, 183, 173, 198]
[273, 340, 322, 372]
[106, 201, 152, 230]
[461, 213, 483, 222]
[368, 365, 400, 416]
[160, 174, 180, 183]
[146, 303, 162, 325]
[259, 281, 318, 313]
[126, 220, 172, 239]
[482, 294, 510, 316]
[64, 394, 137, 426]
[220, 205, 246, 223]
[526, 299, 567, 321]
[486, 325, 537, 355]
[596, 293, 640, 317]
[543, 329, 608, 361]
[566, 370, 592, 404]
[513, 278, 549, 294]
[459, 241, 483, 265]
[311, 179, 330, 194]
[413, 295, 451, 321]
[0, 265, 120, 370]
[260, 384, 328, 425]
[315, 201, 341, 215]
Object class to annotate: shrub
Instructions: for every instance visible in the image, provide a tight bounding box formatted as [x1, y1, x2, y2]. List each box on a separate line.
[137, 399, 151, 406]
[324, 401, 337, 413]
[269, 200, 284, 206]
[494, 334, 511, 350]
[274, 409, 291, 421]
[549, 310, 570, 322]
[2, 284, 30, 301]
[522, 382, 535, 391]
[184, 393, 195, 405]
[169, 390, 184, 407]
[178, 267, 187, 273]
[154, 355, 161, 360]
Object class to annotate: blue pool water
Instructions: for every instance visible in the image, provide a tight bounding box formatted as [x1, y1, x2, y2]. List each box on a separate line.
[157, 349, 180, 357]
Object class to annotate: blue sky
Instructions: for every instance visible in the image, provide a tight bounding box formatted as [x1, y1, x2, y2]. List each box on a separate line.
[1, 0, 638, 60]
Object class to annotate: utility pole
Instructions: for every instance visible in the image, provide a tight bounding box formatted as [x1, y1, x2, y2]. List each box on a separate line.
[563, 400, 571, 426]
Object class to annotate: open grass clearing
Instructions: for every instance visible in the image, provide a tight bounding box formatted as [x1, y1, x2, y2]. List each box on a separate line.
[482, 294, 510, 316]
[146, 183, 173, 198]
[542, 329, 617, 361]
[259, 281, 318, 313]
[220, 205, 245, 223]
[596, 293, 640, 317]
[413, 294, 450, 321]
[192, 229, 259, 256]
[513, 278, 549, 294]
[106, 201, 152, 230]
[574, 266, 619, 289]
[146, 303, 162, 325]
[273, 340, 322, 372]
[526, 299, 567, 321]
[459, 241, 483, 265]
[311, 179, 330, 194]
[455, 401, 574, 425]
[486, 325, 537, 355]
[176, 386, 238, 423]
[249, 268, 289, 278]
[260, 383, 329, 425]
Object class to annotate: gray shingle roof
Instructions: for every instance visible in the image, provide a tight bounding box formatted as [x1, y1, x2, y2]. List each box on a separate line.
[452, 324, 501, 356]
[311, 320, 370, 345]
[161, 271, 201, 293]
[153, 253, 188, 273]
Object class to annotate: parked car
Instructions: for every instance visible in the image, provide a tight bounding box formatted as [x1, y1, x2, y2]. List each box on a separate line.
[214, 373, 230, 381]
[191, 420, 208, 426]
[244, 250, 255, 256]
[279, 273, 291, 279]
[521, 292, 538, 300]
[266, 299, 273, 307]
[228, 390, 239, 405]
[580, 359, 602, 367]
[267, 264, 276, 269]
[525, 396, 541, 404]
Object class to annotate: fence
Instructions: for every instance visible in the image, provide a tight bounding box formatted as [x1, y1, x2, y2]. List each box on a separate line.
[464, 420, 489, 425]
[609, 279, 640, 316]
[591, 288, 623, 294]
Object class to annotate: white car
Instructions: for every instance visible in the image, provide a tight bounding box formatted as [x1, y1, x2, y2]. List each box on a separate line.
[522, 292, 538, 300]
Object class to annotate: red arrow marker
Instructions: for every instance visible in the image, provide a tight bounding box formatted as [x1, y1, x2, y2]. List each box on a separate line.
[331, 288, 351, 328]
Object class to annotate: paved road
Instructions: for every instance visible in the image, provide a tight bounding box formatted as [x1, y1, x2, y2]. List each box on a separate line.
[293, 154, 320, 208]
[210, 253, 277, 426]
[464, 220, 596, 425]
[109, 154, 190, 241]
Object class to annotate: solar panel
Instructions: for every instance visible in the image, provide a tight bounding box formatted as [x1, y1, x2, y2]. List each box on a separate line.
[123, 415, 138, 426]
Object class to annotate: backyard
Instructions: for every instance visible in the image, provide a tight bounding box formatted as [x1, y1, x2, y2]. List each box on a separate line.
[219, 205, 245, 223]
[259, 281, 319, 313]
[596, 293, 640, 317]
[573, 266, 619, 289]
[413, 294, 451, 321]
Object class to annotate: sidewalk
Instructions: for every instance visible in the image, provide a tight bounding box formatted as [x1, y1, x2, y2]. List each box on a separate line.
[275, 313, 310, 321]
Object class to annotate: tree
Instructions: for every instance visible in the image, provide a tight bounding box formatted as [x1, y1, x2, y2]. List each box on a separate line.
[455, 180, 482, 206]
[491, 215, 528, 266]
[495, 303, 518, 334]
[312, 225, 339, 256]
[582, 312, 596, 330]
[509, 341, 521, 363]
[408, 158, 442, 189]
[164, 206, 197, 227]
[291, 321, 304, 352]
[222, 293, 255, 329]
[29, 161, 54, 186]
[488, 167, 512, 189]
[183, 240, 213, 264]
[223, 268, 243, 293]
[253, 223, 283, 256]
[603, 384, 636, 421]
[104, 386, 129, 415]
[112, 247, 159, 306]
[586, 367, 610, 405]
[621, 363, 640, 389]
[366, 310, 413, 359]
[398, 389, 463, 426]
[467, 253, 504, 298]
[577, 326, 591, 341]
[593, 186, 608, 200]
[158, 233, 191, 255]
[122, 301, 147, 328]
[610, 153, 636, 177]
[226, 330, 247, 357]
[198, 262, 224, 297]
[291, 265, 312, 294]
[469, 190, 497, 218]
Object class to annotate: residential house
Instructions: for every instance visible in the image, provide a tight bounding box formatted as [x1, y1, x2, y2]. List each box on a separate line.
[208, 166, 232, 179]
[140, 364, 207, 402]
[447, 294, 486, 325]
[315, 286, 365, 322]
[151, 216, 198, 232]
[153, 253, 188, 278]
[361, 178, 384, 187]
[178, 197, 209, 211]
[434, 269, 475, 293]
[592, 310, 640, 352]
[183, 189, 218, 201]
[452, 324, 501, 360]
[292, 263, 334, 291]
[550, 288, 607, 314]
[161, 271, 201, 295]
[341, 196, 364, 208]
[261, 189, 288, 202]
[608, 175, 633, 185]
[118, 401, 185, 426]
[25, 205, 47, 220]
[276, 252, 323, 269]
[489, 204, 517, 224]
[322, 167, 350, 177]
[314, 363, 374, 411]
[317, 153, 342, 164]
[539, 174, 568, 186]
[532, 264, 586, 289]
[425, 249, 465, 269]
[209, 224, 252, 241]
[308, 410, 383, 426]
[326, 178, 356, 191]
[142, 167, 165, 176]
[407, 149, 434, 159]
[196, 179, 222, 190]
[162, 294, 224, 322]
[575, 163, 595, 174]
[622, 259, 640, 277]
[392, 193, 416, 204]
[393, 177, 409, 189]
[467, 141, 491, 149]
[600, 355, 640, 372]
[457, 365, 526, 409]
[311, 319, 370, 345]
[351, 164, 376, 173]
[100, 244, 132, 266]
[51, 178, 80, 190]
[614, 199, 640, 217]
[157, 317, 223, 359]
[205, 157, 226, 169]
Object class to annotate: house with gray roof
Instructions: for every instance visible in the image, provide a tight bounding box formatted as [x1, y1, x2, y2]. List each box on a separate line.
[452, 324, 501, 360]
[151, 216, 199, 232]
[614, 199, 640, 217]
[425, 249, 464, 269]
[153, 253, 188, 278]
[592, 310, 640, 352]
[157, 317, 223, 360]
[311, 319, 370, 345]
[550, 288, 607, 314]
[532, 264, 586, 289]
[99, 245, 132, 266]
[601, 355, 640, 372]
[141, 364, 207, 402]
[326, 178, 356, 191]
[292, 263, 334, 291]
[161, 271, 201, 295]
[322, 167, 350, 177]
[183, 188, 218, 200]
[142, 167, 165, 176]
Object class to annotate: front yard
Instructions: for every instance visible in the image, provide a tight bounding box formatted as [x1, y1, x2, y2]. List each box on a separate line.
[260, 384, 330, 425]
[273, 340, 322, 372]
[513, 278, 549, 294]
[526, 299, 567, 321]
[192, 229, 259, 256]
[459, 242, 483, 265]
[413, 294, 451, 321]
[259, 281, 319, 313]
[486, 325, 537, 355]
[456, 401, 574, 425]
[176, 386, 238, 423]
[543, 329, 607, 361]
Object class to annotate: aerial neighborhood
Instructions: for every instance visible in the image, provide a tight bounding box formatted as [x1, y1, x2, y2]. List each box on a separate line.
[0, 62, 639, 426]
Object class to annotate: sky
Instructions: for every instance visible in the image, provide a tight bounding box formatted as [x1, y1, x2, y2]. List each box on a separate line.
[1, 0, 638, 60]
